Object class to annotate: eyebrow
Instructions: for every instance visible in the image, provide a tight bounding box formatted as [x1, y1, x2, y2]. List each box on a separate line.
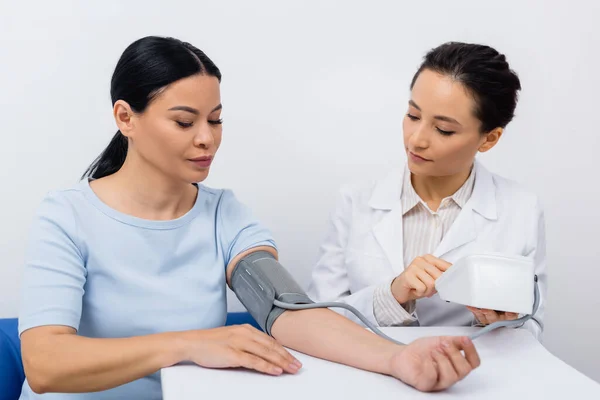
[408, 100, 461, 126]
[168, 103, 223, 115]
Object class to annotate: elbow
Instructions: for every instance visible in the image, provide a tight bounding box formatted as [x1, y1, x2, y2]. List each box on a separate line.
[29, 380, 49, 395]
[23, 356, 56, 394]
[25, 373, 51, 395]
[20, 326, 78, 394]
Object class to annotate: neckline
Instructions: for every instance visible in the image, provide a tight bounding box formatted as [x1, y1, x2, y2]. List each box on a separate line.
[81, 178, 204, 230]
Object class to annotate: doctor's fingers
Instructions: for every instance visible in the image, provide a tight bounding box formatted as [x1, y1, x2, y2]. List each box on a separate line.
[467, 307, 489, 325]
[422, 255, 452, 272]
[412, 257, 446, 278]
[424, 264, 444, 280]
[480, 309, 500, 323]
[504, 312, 519, 320]
[415, 269, 437, 297]
[405, 274, 428, 297]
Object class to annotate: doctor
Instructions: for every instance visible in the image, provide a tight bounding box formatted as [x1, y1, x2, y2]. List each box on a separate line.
[307, 42, 546, 340]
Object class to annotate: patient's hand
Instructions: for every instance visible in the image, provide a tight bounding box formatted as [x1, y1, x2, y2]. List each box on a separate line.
[390, 336, 480, 392]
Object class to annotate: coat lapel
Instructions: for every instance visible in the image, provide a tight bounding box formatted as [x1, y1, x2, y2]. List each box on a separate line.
[433, 205, 478, 258]
[434, 161, 498, 259]
[372, 207, 405, 275]
[368, 166, 406, 275]
[367, 160, 498, 273]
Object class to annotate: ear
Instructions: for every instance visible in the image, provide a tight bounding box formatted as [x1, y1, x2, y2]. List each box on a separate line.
[113, 100, 136, 138]
[478, 127, 503, 153]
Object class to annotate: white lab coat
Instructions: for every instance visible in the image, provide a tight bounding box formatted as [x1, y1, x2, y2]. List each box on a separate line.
[307, 161, 546, 341]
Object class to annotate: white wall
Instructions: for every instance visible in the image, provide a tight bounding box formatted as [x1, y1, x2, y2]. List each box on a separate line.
[1, 0, 599, 383]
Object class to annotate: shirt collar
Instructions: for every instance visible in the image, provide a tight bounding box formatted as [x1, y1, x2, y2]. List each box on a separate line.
[401, 164, 476, 215]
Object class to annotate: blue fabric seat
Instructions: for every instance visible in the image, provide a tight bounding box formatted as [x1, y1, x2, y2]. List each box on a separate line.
[225, 312, 261, 330]
[0, 318, 25, 400]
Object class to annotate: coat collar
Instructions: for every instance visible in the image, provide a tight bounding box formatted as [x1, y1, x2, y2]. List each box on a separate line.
[369, 160, 498, 272]
[368, 160, 498, 221]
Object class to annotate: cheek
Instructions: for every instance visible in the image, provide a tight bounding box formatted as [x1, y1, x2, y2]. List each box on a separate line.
[435, 136, 480, 168]
[213, 127, 223, 149]
[402, 118, 412, 145]
[138, 119, 186, 157]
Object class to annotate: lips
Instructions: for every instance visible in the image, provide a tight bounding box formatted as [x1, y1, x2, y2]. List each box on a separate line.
[408, 151, 432, 162]
[188, 156, 213, 168]
[189, 156, 213, 162]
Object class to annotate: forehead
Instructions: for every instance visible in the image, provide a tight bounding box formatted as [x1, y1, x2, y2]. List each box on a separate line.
[411, 69, 477, 123]
[149, 74, 221, 112]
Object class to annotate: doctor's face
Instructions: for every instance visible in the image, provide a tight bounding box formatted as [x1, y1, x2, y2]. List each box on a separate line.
[402, 69, 493, 177]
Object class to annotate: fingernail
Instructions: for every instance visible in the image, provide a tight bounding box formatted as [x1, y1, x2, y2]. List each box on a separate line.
[442, 340, 451, 348]
[462, 337, 472, 345]
[272, 366, 283, 374]
[288, 363, 299, 372]
[293, 359, 303, 368]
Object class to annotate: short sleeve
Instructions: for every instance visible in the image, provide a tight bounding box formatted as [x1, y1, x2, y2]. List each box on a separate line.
[18, 192, 87, 335]
[216, 190, 277, 267]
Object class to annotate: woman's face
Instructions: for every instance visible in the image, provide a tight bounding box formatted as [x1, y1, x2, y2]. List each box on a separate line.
[118, 74, 223, 184]
[402, 69, 499, 178]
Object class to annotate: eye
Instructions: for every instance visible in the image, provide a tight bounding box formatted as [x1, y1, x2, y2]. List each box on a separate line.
[176, 121, 193, 128]
[208, 119, 223, 125]
[436, 127, 455, 136]
[406, 113, 420, 121]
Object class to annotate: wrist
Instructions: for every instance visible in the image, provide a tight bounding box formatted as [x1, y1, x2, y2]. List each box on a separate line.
[160, 331, 194, 367]
[382, 343, 406, 376]
[390, 278, 408, 305]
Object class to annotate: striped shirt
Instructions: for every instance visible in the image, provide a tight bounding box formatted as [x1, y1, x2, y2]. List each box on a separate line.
[373, 166, 476, 326]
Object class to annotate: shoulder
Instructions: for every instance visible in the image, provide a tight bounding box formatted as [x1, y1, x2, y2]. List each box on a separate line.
[337, 179, 378, 201]
[198, 185, 256, 226]
[335, 166, 403, 211]
[489, 170, 543, 212]
[475, 163, 545, 229]
[197, 184, 225, 198]
[27, 183, 92, 253]
[198, 184, 243, 210]
[34, 182, 89, 223]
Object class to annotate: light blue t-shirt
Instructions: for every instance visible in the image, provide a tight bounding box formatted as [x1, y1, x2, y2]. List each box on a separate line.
[18, 180, 276, 400]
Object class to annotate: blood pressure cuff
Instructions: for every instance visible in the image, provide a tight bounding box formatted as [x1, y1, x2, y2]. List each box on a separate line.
[230, 250, 313, 336]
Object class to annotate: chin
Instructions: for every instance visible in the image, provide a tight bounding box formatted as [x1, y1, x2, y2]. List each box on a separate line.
[182, 170, 210, 184]
[406, 160, 431, 175]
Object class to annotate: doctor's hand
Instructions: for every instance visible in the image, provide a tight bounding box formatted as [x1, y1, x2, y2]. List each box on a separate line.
[391, 255, 452, 305]
[390, 336, 480, 392]
[466, 307, 519, 325]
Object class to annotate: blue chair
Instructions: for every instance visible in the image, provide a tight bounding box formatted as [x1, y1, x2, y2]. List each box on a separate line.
[0, 318, 24, 400]
[225, 312, 261, 330]
[0, 313, 260, 400]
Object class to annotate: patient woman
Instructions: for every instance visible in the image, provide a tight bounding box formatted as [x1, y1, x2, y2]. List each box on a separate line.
[17, 36, 480, 399]
[308, 42, 546, 340]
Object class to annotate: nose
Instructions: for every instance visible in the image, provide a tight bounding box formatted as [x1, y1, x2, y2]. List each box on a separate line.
[407, 121, 430, 151]
[193, 122, 215, 149]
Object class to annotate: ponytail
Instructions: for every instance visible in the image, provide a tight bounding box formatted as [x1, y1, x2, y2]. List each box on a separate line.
[81, 131, 128, 180]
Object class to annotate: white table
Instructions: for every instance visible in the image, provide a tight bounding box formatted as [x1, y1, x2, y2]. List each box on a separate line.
[161, 327, 600, 399]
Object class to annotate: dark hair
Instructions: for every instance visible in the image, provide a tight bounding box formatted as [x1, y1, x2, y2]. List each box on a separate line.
[82, 36, 221, 179]
[410, 42, 521, 133]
